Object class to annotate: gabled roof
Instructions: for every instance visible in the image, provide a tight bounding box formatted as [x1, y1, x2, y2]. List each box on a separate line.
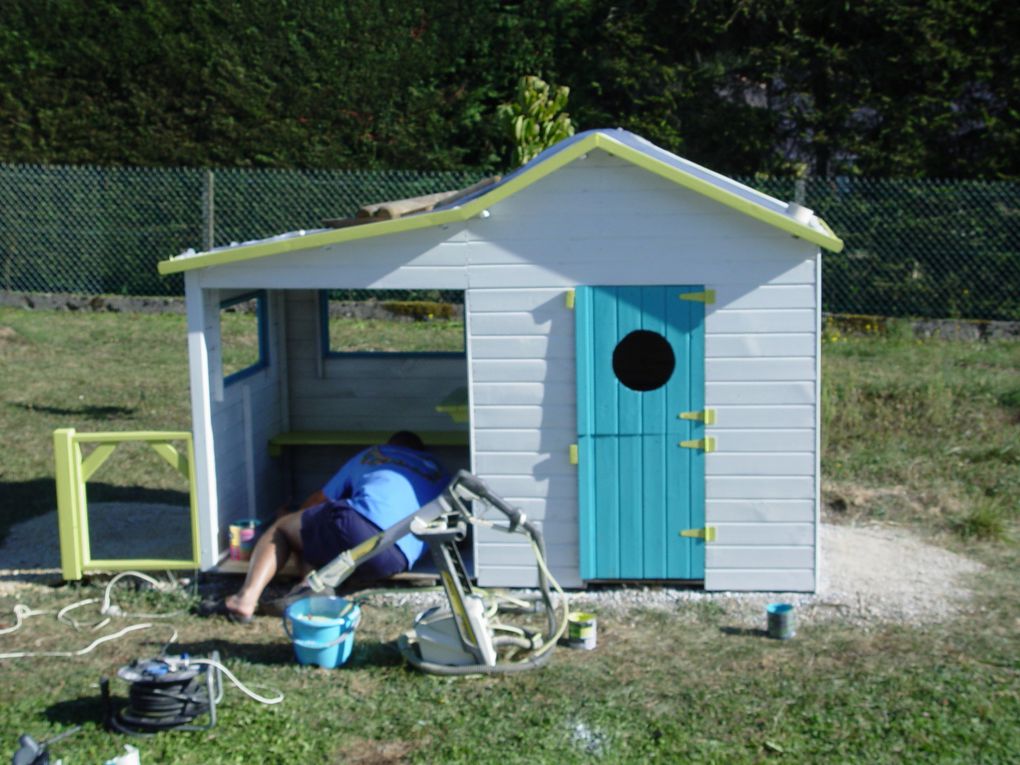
[158, 128, 843, 275]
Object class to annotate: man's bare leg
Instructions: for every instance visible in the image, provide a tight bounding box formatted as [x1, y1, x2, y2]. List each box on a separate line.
[225, 511, 305, 620]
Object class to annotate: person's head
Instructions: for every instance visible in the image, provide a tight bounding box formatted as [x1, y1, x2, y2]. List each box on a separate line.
[387, 431, 426, 451]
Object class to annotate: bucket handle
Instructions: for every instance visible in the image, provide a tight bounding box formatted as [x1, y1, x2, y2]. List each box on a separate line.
[283, 610, 361, 646]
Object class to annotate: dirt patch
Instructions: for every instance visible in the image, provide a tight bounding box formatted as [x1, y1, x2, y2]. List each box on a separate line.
[331, 738, 418, 765]
[0, 326, 20, 346]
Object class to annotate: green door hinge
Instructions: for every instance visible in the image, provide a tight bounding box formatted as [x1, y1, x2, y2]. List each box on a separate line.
[569, 443, 579, 465]
[679, 289, 716, 304]
[679, 409, 716, 425]
[680, 527, 717, 542]
[679, 437, 716, 452]
[565, 289, 575, 309]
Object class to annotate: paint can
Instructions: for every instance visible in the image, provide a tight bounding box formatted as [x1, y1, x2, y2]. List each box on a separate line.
[766, 602, 796, 640]
[228, 519, 261, 561]
[567, 611, 597, 650]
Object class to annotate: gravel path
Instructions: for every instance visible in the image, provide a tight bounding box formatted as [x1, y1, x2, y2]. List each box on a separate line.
[0, 506, 985, 628]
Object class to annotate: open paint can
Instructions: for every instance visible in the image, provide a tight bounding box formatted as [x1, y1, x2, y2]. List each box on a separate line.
[567, 611, 597, 650]
[766, 602, 796, 640]
[229, 519, 261, 561]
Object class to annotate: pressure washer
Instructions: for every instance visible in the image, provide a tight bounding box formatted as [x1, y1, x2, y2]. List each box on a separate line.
[304, 470, 569, 674]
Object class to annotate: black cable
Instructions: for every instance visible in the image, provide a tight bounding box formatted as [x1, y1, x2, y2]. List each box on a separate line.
[106, 664, 218, 735]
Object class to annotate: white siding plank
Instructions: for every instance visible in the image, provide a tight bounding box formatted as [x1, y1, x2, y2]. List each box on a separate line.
[471, 359, 574, 383]
[473, 451, 574, 476]
[707, 310, 815, 334]
[470, 335, 574, 360]
[708, 500, 815, 523]
[468, 288, 571, 313]
[707, 546, 814, 568]
[473, 428, 575, 452]
[712, 523, 814, 545]
[707, 334, 815, 358]
[706, 453, 815, 476]
[717, 285, 816, 310]
[470, 312, 558, 336]
[478, 542, 577, 567]
[707, 382, 815, 405]
[473, 405, 576, 429]
[473, 383, 573, 406]
[707, 358, 816, 382]
[705, 569, 815, 592]
[711, 407, 814, 429]
[708, 430, 815, 452]
[708, 476, 814, 499]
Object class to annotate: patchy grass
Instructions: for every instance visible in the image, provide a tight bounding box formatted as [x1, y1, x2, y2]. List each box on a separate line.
[0, 307, 1018, 763]
[0, 580, 1017, 764]
[822, 320, 1020, 540]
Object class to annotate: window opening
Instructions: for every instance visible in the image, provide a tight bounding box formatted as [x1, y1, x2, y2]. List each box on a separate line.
[220, 291, 268, 384]
[612, 330, 675, 392]
[320, 289, 465, 356]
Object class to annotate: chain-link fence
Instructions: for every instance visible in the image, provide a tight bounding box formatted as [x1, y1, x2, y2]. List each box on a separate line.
[1, 165, 1018, 320]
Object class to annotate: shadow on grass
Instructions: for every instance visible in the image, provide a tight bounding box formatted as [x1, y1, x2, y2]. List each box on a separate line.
[45, 695, 105, 729]
[9, 401, 137, 418]
[720, 626, 769, 638]
[0, 480, 190, 542]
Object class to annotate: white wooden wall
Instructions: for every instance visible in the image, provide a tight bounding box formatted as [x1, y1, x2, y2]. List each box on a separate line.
[282, 290, 469, 498]
[186, 284, 286, 565]
[191, 149, 820, 591]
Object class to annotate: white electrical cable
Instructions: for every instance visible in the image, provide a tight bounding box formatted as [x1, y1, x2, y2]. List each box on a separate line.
[0, 622, 153, 660]
[100, 571, 190, 619]
[190, 659, 284, 705]
[0, 604, 50, 635]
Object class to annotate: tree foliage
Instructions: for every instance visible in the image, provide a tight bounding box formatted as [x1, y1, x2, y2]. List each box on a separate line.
[0, 0, 1016, 178]
[497, 76, 575, 167]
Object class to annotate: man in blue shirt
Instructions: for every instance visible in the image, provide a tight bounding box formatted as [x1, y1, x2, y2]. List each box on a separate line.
[222, 432, 449, 622]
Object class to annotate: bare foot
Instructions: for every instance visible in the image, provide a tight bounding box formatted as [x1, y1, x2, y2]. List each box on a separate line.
[225, 593, 256, 620]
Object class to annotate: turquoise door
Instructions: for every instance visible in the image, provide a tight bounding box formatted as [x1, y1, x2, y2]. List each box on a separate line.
[576, 286, 707, 580]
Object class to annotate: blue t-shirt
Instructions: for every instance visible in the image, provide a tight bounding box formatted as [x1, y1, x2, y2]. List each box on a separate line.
[321, 445, 449, 567]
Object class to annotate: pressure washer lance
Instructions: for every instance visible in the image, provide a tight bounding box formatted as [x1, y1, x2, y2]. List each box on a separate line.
[101, 652, 223, 735]
[10, 727, 80, 765]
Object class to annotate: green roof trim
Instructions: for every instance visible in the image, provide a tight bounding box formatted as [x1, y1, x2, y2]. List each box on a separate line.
[158, 131, 842, 276]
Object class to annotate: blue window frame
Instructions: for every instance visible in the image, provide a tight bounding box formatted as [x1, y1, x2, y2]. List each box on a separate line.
[319, 290, 466, 358]
[220, 291, 269, 385]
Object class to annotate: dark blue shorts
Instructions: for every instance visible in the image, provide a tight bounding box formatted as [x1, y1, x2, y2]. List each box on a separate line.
[300, 499, 408, 581]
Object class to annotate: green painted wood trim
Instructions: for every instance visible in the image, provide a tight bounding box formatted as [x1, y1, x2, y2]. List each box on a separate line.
[158, 132, 841, 276]
[151, 442, 190, 479]
[52, 429, 202, 579]
[85, 559, 200, 571]
[591, 133, 844, 253]
[79, 443, 116, 483]
[54, 428, 83, 580]
[72, 430, 193, 443]
[268, 429, 469, 456]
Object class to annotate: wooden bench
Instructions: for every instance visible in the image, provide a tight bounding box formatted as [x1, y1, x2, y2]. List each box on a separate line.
[268, 429, 469, 457]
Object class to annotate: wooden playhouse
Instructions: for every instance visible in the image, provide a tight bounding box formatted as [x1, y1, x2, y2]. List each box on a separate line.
[159, 128, 844, 592]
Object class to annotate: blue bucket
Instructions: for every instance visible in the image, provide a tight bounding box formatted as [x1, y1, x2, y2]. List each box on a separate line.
[283, 596, 361, 668]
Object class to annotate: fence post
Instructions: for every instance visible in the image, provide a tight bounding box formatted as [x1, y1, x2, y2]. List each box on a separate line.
[794, 178, 806, 206]
[202, 169, 215, 252]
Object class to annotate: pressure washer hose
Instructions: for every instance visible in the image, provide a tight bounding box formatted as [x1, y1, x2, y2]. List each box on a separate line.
[398, 516, 569, 675]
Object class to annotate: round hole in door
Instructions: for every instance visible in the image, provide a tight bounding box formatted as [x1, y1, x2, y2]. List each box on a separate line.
[612, 330, 676, 392]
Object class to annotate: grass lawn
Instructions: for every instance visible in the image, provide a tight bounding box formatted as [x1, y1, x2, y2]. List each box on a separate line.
[1, 306, 1018, 764]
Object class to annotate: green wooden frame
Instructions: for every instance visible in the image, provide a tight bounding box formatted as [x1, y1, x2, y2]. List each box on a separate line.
[53, 429, 201, 580]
